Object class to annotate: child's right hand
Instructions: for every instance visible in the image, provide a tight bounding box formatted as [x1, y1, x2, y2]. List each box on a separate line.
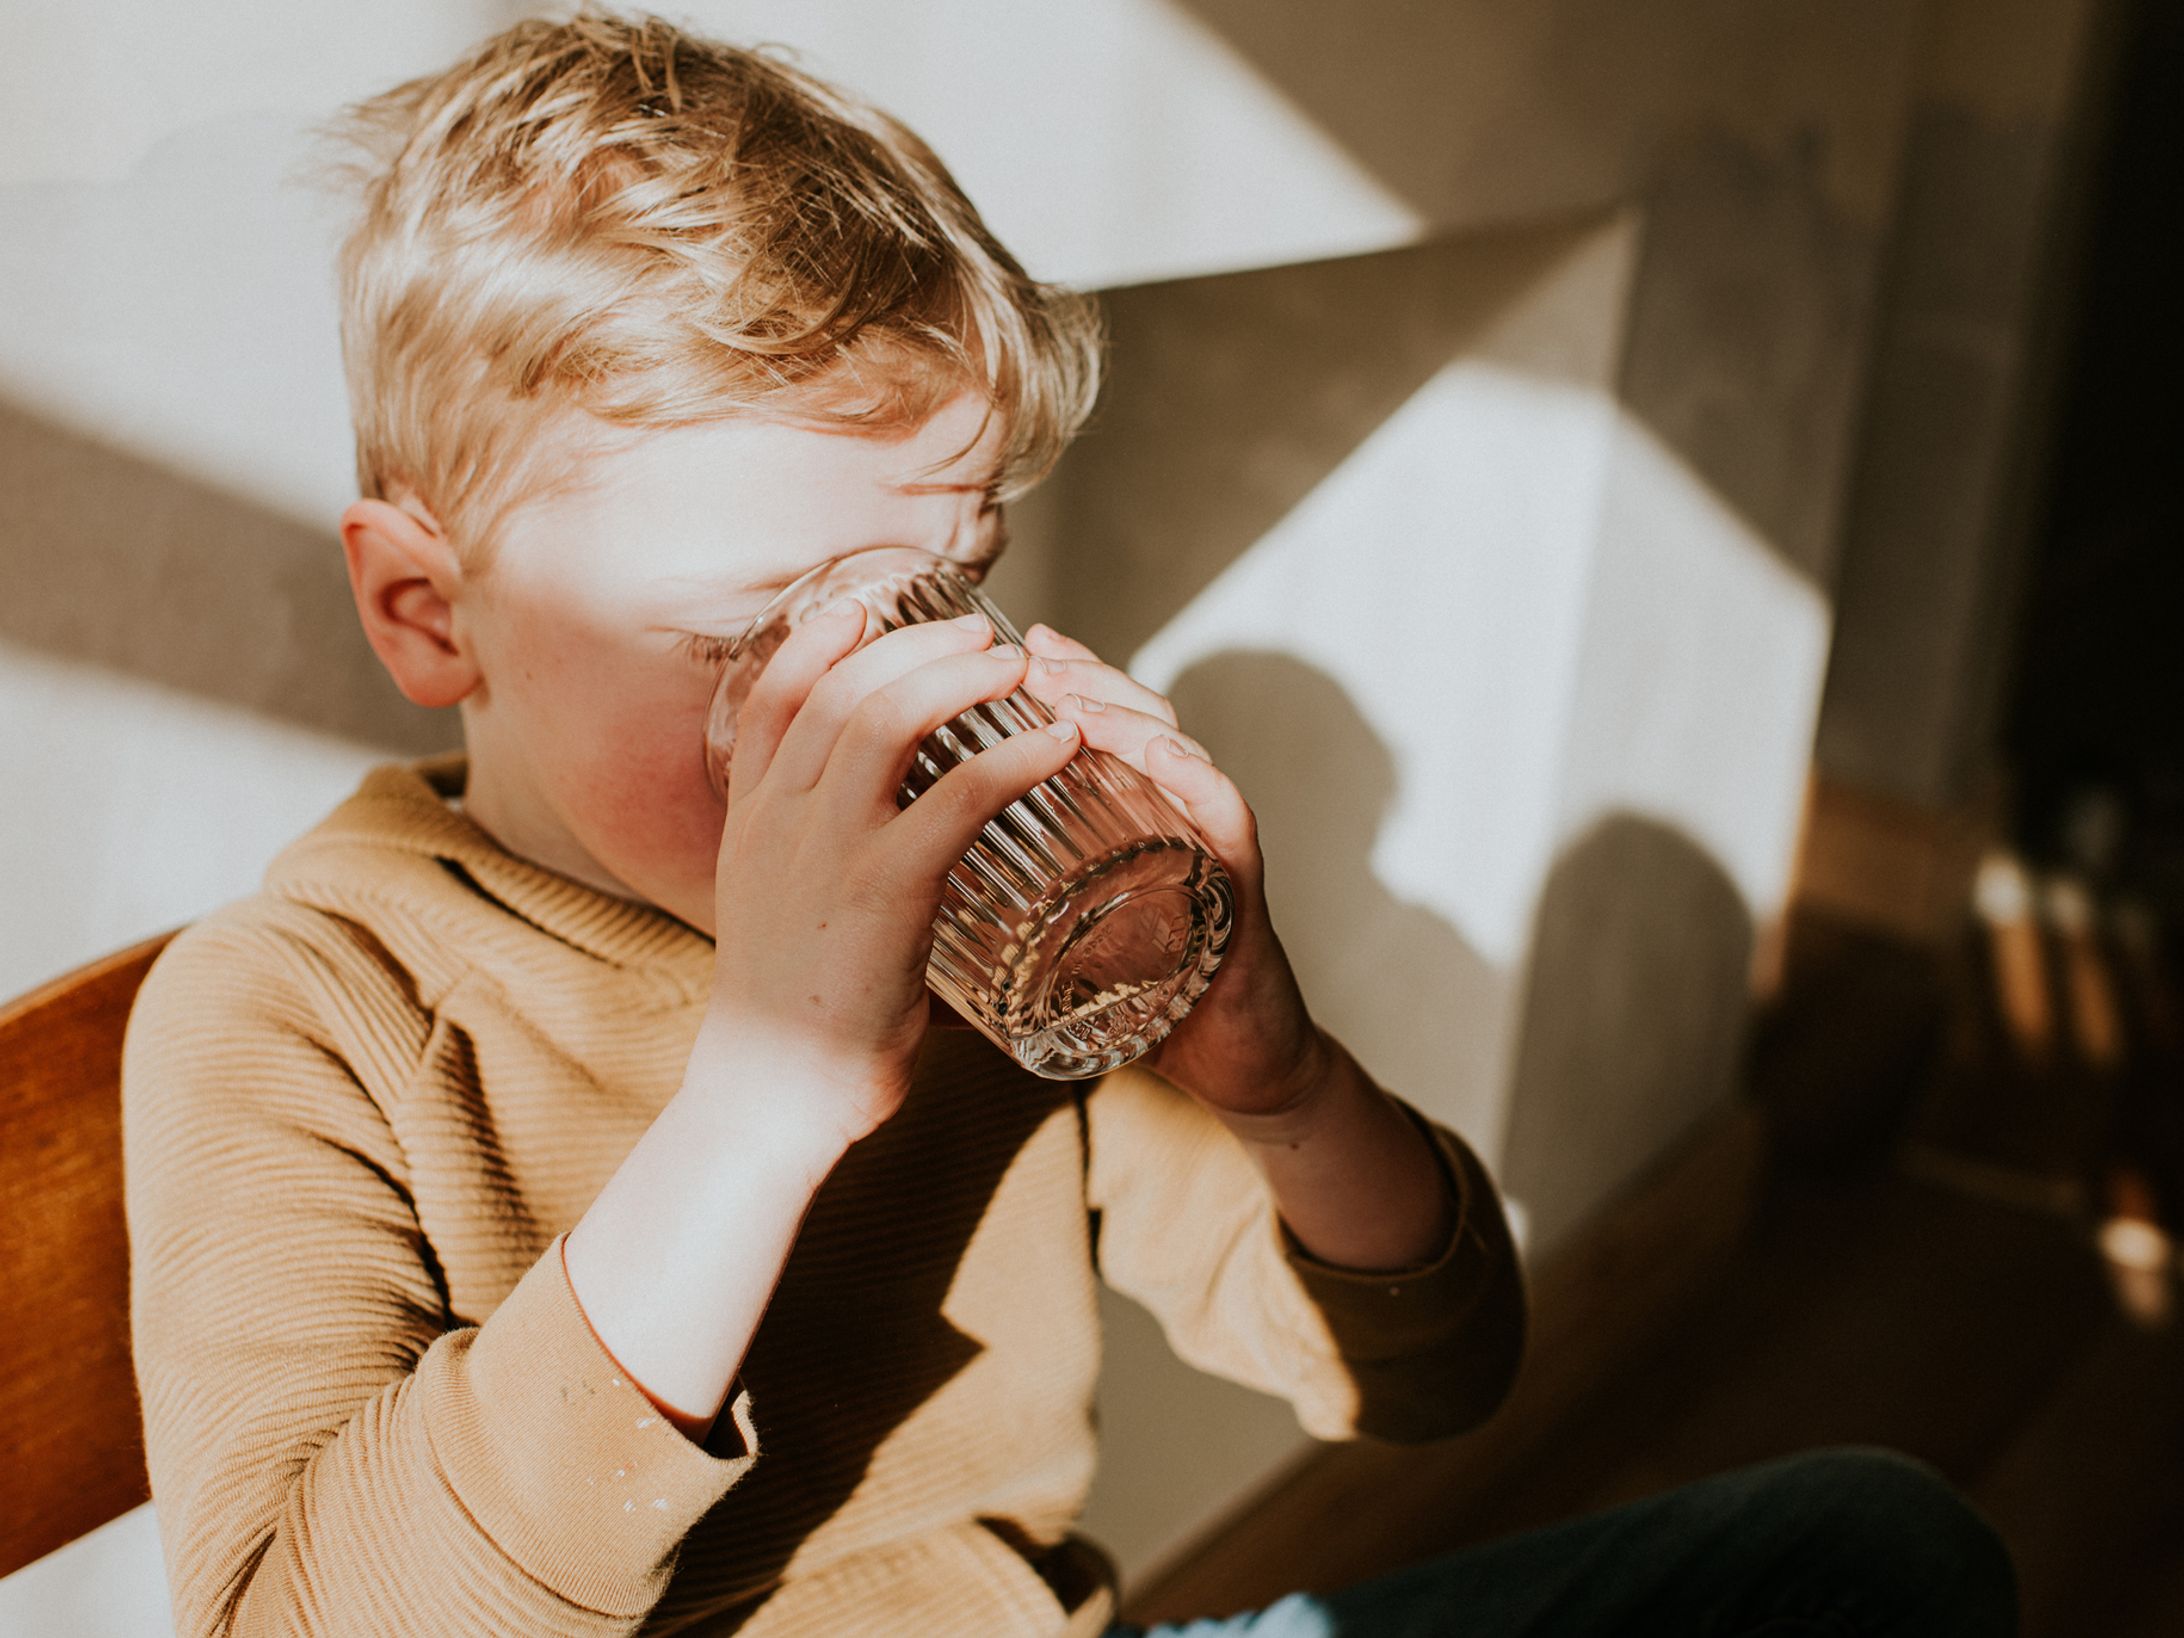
[692, 599, 1080, 1150]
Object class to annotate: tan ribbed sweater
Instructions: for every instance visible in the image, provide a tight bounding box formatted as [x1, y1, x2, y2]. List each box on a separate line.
[120, 749, 1525, 1636]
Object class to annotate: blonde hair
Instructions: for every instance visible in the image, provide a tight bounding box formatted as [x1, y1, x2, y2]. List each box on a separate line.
[315, 6, 1102, 579]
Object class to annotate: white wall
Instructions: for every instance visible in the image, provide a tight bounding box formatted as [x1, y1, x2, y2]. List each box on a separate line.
[2, 0, 1947, 1624]
[1056, 212, 1643, 1575]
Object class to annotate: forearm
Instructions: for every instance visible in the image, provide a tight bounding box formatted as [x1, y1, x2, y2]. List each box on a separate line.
[1210, 1029, 1461, 1272]
[563, 1036, 852, 1444]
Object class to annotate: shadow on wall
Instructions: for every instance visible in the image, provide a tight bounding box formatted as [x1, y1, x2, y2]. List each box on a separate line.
[1041, 214, 1610, 660]
[1162, 647, 1501, 1119]
[1167, 0, 1888, 226]
[0, 1, 1919, 820]
[0, 394, 456, 756]
[1081, 652, 1758, 1575]
[1500, 812, 1754, 1251]
[1022, 205, 1787, 1263]
[1161, 0, 1905, 589]
[1081, 645, 1513, 1578]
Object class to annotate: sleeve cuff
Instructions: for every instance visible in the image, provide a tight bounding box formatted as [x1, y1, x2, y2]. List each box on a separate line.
[1271, 1103, 1503, 1362]
[421, 1230, 758, 1617]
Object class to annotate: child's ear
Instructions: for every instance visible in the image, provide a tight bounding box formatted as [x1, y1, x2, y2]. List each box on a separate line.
[339, 494, 481, 710]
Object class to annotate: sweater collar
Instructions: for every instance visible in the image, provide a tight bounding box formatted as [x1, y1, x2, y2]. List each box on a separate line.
[266, 748, 714, 977]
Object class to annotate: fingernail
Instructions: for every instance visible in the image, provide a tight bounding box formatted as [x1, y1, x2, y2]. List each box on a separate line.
[1069, 693, 1104, 712]
[951, 612, 989, 628]
[1161, 736, 1206, 760]
[1034, 653, 1063, 675]
[991, 643, 1022, 662]
[1044, 719, 1079, 740]
[824, 597, 863, 622]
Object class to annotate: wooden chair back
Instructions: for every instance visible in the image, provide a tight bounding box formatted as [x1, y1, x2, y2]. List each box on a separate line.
[0, 929, 181, 1577]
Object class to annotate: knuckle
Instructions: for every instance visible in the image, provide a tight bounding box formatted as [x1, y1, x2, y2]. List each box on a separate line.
[840, 874, 894, 921]
[768, 622, 853, 687]
[977, 662, 1027, 706]
[741, 662, 799, 719]
[837, 846, 899, 914]
[935, 760, 997, 821]
[997, 730, 1063, 787]
[842, 686, 905, 752]
[794, 665, 851, 722]
[920, 762, 1008, 839]
[934, 649, 1015, 717]
[835, 626, 987, 711]
[874, 665, 974, 751]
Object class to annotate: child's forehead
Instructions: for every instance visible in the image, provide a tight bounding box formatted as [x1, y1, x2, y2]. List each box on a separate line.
[594, 392, 1006, 497]
[501, 397, 1007, 604]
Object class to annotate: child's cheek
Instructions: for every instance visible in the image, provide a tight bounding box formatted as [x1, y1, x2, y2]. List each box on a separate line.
[536, 664, 727, 919]
[585, 702, 724, 869]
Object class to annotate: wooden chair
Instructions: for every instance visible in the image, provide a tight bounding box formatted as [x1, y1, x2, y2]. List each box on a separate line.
[0, 929, 181, 1578]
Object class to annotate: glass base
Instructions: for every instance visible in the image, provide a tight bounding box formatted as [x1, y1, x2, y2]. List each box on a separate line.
[932, 834, 1233, 1079]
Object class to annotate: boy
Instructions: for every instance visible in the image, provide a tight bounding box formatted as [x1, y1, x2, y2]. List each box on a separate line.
[120, 9, 2014, 1636]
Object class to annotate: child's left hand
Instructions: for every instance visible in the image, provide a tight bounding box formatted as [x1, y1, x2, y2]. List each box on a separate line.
[1017, 622, 1333, 1128]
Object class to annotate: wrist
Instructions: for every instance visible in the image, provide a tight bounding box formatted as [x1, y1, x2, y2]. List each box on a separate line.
[1216, 1037, 1464, 1272]
[679, 1027, 865, 1182]
[1209, 1026, 1359, 1151]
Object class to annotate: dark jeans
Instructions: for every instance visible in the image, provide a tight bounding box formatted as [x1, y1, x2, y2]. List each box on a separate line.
[1100, 1445, 2019, 1637]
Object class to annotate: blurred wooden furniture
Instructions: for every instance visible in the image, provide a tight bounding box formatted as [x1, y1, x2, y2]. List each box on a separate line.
[0, 928, 182, 1577]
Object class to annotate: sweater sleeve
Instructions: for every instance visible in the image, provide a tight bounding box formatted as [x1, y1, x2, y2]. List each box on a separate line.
[1079, 1057, 1527, 1444]
[121, 914, 760, 1637]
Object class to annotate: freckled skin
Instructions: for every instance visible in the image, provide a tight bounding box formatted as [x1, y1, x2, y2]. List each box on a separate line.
[446, 393, 1011, 941]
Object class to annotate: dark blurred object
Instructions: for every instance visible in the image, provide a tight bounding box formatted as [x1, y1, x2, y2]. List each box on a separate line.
[2004, 0, 2184, 926]
[1747, 906, 1949, 1172]
[1982, 0, 2184, 1329]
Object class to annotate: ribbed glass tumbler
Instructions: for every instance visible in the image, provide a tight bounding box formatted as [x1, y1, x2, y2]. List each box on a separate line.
[702, 545, 1233, 1079]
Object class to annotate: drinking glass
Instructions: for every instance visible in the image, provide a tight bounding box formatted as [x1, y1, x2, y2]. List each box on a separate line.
[702, 545, 1233, 1079]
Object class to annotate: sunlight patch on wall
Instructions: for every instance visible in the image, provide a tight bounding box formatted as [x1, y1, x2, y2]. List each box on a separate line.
[1125, 358, 1617, 971]
[1552, 411, 1834, 928]
[681, 0, 1425, 286]
[0, 2, 495, 186]
[1119, 359, 1617, 1160]
[0, 639, 388, 1000]
[0, 0, 1423, 548]
[0, 113, 364, 530]
[1109, 346, 1831, 1172]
